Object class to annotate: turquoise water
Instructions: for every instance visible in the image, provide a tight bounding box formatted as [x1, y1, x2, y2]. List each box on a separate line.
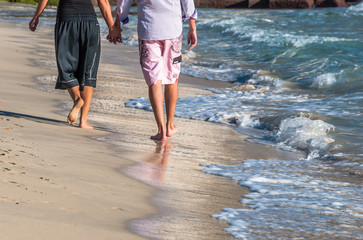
[189, 5, 362, 160]
[1, 2, 362, 239]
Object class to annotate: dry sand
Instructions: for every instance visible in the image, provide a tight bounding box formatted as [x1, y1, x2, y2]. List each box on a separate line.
[0, 21, 302, 240]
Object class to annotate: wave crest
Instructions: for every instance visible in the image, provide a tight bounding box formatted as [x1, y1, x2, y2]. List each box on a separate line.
[275, 116, 335, 159]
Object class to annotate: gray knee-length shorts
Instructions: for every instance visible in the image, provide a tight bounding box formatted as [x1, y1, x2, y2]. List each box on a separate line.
[54, 15, 100, 91]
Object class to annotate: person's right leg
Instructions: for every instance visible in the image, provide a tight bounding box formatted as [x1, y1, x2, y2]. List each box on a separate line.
[149, 81, 167, 141]
[79, 86, 94, 129]
[164, 83, 178, 137]
[67, 86, 84, 125]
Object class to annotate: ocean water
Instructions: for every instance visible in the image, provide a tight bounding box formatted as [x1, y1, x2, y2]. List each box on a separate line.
[1, 2, 362, 239]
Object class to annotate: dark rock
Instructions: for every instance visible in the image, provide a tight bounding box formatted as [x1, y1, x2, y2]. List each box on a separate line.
[249, 0, 270, 8]
[315, 0, 348, 7]
[270, 0, 315, 8]
[194, 0, 250, 8]
[345, 0, 362, 3]
[226, 0, 249, 8]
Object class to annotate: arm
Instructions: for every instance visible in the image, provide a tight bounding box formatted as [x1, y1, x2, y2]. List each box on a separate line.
[97, 0, 122, 44]
[187, 18, 197, 50]
[109, 0, 132, 43]
[115, 15, 121, 27]
[180, 0, 198, 22]
[181, 0, 198, 50]
[107, 15, 122, 43]
[116, 0, 133, 26]
[29, 0, 49, 32]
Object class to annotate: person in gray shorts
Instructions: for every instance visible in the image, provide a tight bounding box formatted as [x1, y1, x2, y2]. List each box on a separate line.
[29, 0, 121, 129]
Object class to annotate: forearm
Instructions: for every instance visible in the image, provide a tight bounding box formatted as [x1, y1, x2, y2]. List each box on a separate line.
[189, 18, 196, 31]
[115, 15, 121, 26]
[98, 0, 115, 29]
[33, 0, 49, 18]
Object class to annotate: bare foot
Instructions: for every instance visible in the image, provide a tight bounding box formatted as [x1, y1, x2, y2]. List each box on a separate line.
[166, 124, 178, 137]
[151, 133, 167, 141]
[67, 98, 84, 125]
[79, 122, 94, 129]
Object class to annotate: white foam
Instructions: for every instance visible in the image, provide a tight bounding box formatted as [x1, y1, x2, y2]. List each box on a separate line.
[346, 2, 363, 14]
[236, 114, 260, 128]
[311, 73, 337, 88]
[182, 50, 197, 61]
[201, 15, 350, 48]
[275, 116, 335, 159]
[203, 158, 363, 239]
[125, 89, 265, 126]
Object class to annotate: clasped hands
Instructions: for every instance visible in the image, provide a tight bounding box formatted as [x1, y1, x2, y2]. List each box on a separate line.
[107, 25, 122, 44]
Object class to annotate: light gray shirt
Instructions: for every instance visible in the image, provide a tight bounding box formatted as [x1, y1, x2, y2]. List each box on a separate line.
[117, 0, 197, 40]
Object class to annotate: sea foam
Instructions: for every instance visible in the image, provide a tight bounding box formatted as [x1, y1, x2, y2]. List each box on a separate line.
[275, 116, 335, 159]
[203, 158, 363, 240]
[311, 73, 337, 88]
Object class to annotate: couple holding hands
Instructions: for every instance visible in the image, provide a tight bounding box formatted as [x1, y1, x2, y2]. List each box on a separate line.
[29, 0, 197, 141]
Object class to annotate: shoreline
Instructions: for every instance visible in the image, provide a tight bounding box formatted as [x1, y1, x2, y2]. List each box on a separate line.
[0, 20, 304, 240]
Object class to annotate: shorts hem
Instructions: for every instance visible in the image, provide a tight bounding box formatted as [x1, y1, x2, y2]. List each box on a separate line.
[55, 78, 97, 90]
[84, 78, 97, 88]
[147, 78, 178, 87]
[55, 79, 79, 90]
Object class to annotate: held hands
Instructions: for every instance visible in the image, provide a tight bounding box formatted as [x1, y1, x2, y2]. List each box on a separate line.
[29, 17, 39, 32]
[107, 25, 122, 44]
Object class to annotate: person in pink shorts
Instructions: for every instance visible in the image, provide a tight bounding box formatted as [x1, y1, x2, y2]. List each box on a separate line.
[114, 0, 197, 141]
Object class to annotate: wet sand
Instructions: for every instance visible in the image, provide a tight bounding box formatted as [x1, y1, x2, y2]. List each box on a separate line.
[0, 21, 303, 240]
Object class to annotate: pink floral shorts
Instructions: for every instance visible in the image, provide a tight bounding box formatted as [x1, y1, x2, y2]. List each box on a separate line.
[139, 35, 182, 86]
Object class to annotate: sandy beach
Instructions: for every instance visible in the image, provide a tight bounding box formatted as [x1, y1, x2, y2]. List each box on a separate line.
[0, 20, 303, 240]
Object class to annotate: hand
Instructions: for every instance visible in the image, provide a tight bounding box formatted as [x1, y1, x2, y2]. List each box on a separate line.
[29, 17, 39, 32]
[187, 28, 197, 50]
[107, 25, 122, 44]
[187, 19, 197, 50]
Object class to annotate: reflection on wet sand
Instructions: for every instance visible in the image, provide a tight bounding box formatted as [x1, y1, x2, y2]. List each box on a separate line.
[126, 141, 172, 187]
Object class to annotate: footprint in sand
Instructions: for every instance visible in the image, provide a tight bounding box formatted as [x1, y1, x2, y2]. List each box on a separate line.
[3, 179, 27, 189]
[0, 196, 24, 204]
[0, 166, 26, 175]
[61, 207, 77, 213]
[93, 183, 109, 189]
[111, 207, 124, 211]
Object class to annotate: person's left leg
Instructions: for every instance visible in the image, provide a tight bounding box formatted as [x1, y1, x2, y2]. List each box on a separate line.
[79, 86, 94, 129]
[164, 83, 178, 137]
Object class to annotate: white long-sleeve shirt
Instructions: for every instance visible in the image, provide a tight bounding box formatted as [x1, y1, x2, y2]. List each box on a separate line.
[117, 0, 197, 40]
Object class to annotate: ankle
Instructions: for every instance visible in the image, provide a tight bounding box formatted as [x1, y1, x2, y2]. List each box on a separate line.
[80, 118, 87, 124]
[74, 97, 83, 104]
